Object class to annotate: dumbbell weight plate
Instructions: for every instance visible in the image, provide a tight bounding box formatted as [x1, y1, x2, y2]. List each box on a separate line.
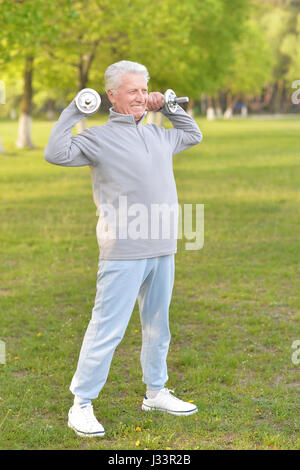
[75, 88, 101, 115]
[163, 89, 178, 114]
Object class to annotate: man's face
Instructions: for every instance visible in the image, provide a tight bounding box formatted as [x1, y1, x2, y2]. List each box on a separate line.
[107, 73, 148, 122]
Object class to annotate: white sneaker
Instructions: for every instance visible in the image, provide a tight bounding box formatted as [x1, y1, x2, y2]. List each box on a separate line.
[68, 404, 105, 437]
[142, 388, 198, 416]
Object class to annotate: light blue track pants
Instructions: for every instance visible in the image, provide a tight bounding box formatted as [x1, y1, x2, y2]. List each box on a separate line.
[69, 254, 175, 400]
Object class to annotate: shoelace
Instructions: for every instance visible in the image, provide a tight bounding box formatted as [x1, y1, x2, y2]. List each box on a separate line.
[159, 388, 182, 402]
[162, 388, 174, 394]
[80, 405, 100, 429]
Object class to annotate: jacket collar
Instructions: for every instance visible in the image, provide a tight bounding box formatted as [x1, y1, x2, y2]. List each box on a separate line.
[109, 107, 147, 126]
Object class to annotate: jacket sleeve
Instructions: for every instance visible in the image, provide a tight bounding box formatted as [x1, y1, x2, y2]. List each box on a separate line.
[44, 100, 97, 167]
[160, 105, 203, 155]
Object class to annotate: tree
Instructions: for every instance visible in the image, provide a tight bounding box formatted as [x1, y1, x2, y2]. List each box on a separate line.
[222, 17, 275, 118]
[37, 0, 254, 118]
[125, 0, 253, 111]
[259, 3, 293, 112]
[0, 0, 75, 148]
[33, 0, 157, 130]
[280, 7, 300, 89]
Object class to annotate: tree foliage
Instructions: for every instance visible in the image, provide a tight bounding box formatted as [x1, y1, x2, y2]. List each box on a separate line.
[0, 0, 298, 120]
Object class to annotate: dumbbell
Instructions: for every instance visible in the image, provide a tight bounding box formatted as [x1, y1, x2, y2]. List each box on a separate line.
[75, 88, 101, 115]
[75, 87, 189, 115]
[163, 89, 189, 113]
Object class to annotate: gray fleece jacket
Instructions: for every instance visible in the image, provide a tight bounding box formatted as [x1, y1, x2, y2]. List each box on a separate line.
[44, 100, 203, 259]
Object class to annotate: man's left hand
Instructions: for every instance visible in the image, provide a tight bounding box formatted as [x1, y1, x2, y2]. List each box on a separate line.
[146, 92, 164, 112]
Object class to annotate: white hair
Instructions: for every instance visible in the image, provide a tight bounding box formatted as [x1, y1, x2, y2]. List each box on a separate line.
[104, 60, 150, 94]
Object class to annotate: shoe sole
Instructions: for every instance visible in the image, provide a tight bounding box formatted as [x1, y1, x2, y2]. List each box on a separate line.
[68, 421, 105, 437]
[142, 403, 198, 416]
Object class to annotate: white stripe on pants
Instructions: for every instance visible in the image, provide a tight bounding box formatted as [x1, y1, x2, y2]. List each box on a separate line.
[69, 254, 175, 399]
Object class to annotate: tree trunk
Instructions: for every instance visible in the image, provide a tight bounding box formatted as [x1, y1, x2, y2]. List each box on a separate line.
[224, 92, 233, 119]
[146, 111, 165, 126]
[46, 99, 55, 120]
[76, 117, 87, 133]
[76, 41, 99, 133]
[273, 78, 284, 113]
[76, 56, 88, 133]
[206, 95, 215, 120]
[16, 56, 35, 149]
[0, 135, 5, 154]
[224, 93, 240, 119]
[156, 112, 165, 126]
[214, 95, 223, 118]
[9, 108, 17, 120]
[241, 104, 248, 117]
[282, 88, 292, 113]
[146, 111, 156, 124]
[187, 98, 194, 118]
[248, 83, 274, 112]
[0, 81, 5, 152]
[201, 93, 207, 115]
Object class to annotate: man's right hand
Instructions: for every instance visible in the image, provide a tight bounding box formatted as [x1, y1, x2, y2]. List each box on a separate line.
[146, 92, 164, 112]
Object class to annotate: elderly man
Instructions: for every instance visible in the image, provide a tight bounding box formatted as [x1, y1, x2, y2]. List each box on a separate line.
[44, 60, 203, 438]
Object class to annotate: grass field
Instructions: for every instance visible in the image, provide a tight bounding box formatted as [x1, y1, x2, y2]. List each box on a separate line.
[0, 115, 299, 450]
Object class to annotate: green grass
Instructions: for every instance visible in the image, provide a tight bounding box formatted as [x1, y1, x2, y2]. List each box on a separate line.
[0, 115, 299, 450]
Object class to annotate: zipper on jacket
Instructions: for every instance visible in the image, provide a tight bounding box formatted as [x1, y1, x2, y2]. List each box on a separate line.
[136, 126, 150, 154]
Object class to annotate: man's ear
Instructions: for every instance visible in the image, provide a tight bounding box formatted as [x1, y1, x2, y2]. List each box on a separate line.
[107, 90, 115, 105]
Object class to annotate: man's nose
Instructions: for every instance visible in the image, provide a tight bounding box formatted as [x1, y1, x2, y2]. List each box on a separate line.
[136, 90, 146, 102]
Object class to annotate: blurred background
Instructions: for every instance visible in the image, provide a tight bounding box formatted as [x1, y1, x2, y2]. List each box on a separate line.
[0, 0, 300, 150]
